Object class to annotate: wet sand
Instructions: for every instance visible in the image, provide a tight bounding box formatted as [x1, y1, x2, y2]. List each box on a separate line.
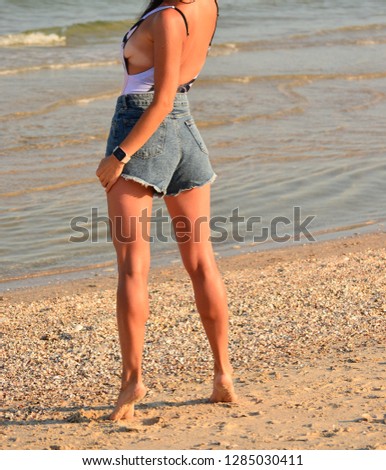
[1, 232, 385, 450]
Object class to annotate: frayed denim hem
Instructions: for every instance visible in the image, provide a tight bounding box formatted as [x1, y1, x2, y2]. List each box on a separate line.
[120, 172, 218, 198]
[120, 174, 165, 197]
[165, 172, 218, 197]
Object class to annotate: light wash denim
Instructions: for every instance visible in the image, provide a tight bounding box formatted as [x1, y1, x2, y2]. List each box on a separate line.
[105, 93, 217, 197]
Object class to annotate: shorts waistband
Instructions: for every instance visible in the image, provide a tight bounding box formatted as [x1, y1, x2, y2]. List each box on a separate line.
[117, 92, 190, 108]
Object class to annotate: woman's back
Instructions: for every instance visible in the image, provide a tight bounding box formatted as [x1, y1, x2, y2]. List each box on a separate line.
[123, 0, 219, 89]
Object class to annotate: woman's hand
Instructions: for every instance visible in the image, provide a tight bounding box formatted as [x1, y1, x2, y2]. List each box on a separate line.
[96, 154, 126, 193]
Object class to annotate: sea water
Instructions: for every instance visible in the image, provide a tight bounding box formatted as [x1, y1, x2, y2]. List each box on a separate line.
[1, 0, 386, 287]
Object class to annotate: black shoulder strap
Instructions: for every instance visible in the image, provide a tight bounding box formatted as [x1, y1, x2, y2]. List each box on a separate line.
[174, 7, 190, 36]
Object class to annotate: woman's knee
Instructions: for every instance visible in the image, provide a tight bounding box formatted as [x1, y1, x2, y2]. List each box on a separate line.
[183, 255, 218, 281]
[117, 256, 150, 282]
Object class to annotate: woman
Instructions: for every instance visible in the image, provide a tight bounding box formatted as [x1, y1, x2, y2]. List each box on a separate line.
[96, 0, 237, 421]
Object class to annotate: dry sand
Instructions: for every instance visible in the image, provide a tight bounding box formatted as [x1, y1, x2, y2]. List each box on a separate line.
[1, 232, 385, 450]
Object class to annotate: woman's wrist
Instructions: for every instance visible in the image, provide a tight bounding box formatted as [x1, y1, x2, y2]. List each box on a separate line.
[112, 145, 130, 163]
[109, 153, 126, 167]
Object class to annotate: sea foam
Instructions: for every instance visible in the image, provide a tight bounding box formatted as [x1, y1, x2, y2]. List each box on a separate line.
[0, 32, 66, 47]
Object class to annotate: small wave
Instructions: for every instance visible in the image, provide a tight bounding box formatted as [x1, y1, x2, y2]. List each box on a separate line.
[343, 89, 386, 113]
[1, 178, 96, 198]
[0, 19, 134, 49]
[210, 23, 386, 56]
[196, 103, 305, 129]
[199, 71, 386, 87]
[0, 91, 118, 122]
[355, 39, 380, 46]
[0, 32, 66, 47]
[60, 19, 133, 42]
[0, 132, 107, 159]
[209, 42, 239, 57]
[0, 60, 120, 76]
[0, 261, 115, 284]
[309, 220, 380, 239]
[290, 23, 386, 40]
[324, 23, 386, 34]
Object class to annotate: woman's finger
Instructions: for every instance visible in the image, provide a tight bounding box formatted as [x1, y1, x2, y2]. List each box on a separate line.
[100, 176, 108, 187]
[106, 175, 120, 193]
[96, 159, 104, 176]
[105, 181, 113, 193]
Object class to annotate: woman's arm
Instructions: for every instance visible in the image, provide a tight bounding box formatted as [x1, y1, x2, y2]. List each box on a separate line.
[96, 9, 187, 192]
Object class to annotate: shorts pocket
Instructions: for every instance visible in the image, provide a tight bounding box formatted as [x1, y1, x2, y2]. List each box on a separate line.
[123, 118, 167, 159]
[184, 118, 209, 155]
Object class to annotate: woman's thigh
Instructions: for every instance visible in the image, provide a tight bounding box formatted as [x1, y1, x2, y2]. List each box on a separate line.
[164, 183, 216, 273]
[107, 177, 155, 273]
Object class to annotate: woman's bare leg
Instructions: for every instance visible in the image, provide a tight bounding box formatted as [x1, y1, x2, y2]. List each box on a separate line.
[106, 177, 154, 420]
[164, 184, 237, 402]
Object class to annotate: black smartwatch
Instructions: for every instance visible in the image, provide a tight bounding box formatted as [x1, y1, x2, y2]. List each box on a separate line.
[112, 146, 127, 162]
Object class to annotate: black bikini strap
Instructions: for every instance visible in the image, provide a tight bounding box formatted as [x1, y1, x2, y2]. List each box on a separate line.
[174, 7, 190, 36]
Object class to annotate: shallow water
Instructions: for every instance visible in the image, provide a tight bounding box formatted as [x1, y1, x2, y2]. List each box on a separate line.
[1, 0, 386, 286]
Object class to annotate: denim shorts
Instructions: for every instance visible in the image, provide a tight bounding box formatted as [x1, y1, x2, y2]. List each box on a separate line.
[105, 92, 217, 198]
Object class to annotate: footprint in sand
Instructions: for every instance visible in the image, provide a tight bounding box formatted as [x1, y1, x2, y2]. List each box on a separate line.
[66, 410, 102, 423]
[219, 421, 238, 431]
[112, 426, 140, 434]
[143, 416, 164, 426]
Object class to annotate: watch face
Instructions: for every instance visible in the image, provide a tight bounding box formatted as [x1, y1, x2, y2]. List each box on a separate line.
[113, 146, 126, 161]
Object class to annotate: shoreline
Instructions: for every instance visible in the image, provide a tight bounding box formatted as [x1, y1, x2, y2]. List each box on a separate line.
[2, 230, 385, 304]
[1, 230, 385, 450]
[1, 219, 383, 294]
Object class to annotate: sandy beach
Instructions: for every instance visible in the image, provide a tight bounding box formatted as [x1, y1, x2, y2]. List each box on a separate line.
[1, 231, 385, 450]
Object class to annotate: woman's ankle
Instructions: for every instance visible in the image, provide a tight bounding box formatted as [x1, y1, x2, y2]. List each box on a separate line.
[214, 363, 234, 377]
[121, 370, 143, 389]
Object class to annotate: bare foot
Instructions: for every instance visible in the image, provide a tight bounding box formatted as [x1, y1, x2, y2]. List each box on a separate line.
[209, 373, 237, 403]
[109, 382, 147, 421]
